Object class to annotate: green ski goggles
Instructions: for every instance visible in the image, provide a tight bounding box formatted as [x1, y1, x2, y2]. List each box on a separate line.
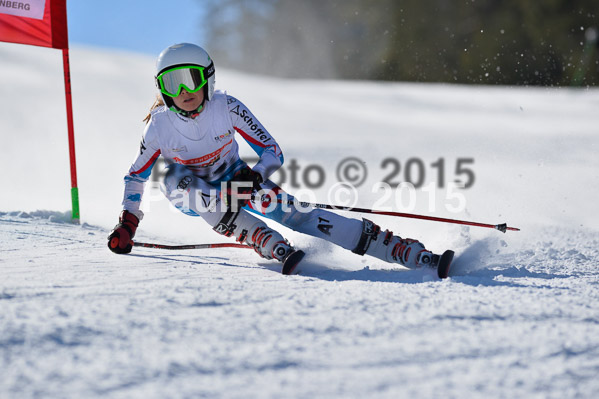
[156, 63, 214, 98]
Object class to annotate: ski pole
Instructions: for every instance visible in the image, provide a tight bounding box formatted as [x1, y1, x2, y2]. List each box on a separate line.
[132, 241, 251, 250]
[274, 198, 520, 233]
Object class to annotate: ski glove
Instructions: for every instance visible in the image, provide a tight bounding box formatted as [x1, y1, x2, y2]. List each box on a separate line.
[221, 167, 263, 211]
[107, 210, 139, 254]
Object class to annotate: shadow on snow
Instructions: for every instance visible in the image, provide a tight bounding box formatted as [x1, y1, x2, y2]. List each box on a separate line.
[127, 245, 571, 287]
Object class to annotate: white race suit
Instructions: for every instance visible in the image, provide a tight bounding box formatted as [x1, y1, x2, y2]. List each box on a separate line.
[121, 91, 429, 267]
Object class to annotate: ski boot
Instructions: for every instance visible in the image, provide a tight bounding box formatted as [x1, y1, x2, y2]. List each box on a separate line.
[251, 226, 305, 275]
[352, 219, 454, 278]
[213, 210, 305, 275]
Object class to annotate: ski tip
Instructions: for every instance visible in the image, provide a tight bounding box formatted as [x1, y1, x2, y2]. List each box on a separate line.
[437, 250, 455, 279]
[282, 250, 305, 275]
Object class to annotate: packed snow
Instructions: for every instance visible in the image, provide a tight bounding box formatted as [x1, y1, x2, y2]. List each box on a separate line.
[1, 43, 599, 398]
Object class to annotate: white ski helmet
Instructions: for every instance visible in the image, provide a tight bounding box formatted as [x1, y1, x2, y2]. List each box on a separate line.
[155, 43, 215, 116]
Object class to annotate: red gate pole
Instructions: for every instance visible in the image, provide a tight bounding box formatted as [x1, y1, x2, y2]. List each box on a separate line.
[62, 47, 80, 222]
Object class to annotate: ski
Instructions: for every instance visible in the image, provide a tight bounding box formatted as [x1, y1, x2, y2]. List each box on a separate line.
[436, 250, 455, 279]
[282, 250, 305, 275]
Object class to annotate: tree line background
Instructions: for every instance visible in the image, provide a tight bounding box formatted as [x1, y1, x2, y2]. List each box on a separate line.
[201, 0, 598, 86]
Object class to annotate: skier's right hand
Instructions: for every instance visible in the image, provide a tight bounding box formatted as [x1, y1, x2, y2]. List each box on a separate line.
[107, 210, 139, 254]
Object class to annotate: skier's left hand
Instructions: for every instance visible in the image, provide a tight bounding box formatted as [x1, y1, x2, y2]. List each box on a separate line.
[221, 167, 263, 211]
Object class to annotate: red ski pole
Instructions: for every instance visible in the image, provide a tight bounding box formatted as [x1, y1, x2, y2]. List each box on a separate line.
[275, 199, 520, 233]
[133, 241, 251, 250]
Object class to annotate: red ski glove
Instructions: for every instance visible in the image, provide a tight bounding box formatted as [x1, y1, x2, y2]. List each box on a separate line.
[107, 210, 139, 254]
[221, 167, 263, 211]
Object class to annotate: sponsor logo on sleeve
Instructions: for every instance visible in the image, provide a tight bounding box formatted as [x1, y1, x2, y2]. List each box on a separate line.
[230, 105, 272, 144]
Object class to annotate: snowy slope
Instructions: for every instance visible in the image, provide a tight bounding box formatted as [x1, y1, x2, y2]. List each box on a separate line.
[2, 212, 598, 399]
[1, 43, 599, 398]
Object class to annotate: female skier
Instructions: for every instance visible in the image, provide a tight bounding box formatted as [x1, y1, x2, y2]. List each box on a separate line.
[107, 43, 453, 276]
